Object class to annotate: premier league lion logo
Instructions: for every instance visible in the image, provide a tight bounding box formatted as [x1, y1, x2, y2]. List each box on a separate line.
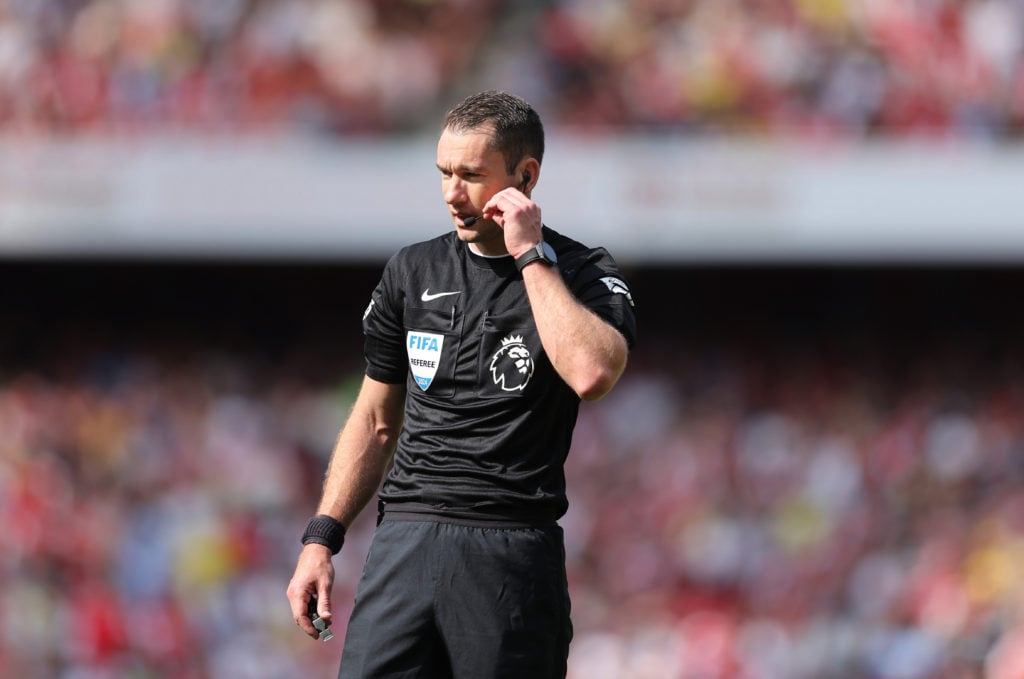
[489, 334, 534, 392]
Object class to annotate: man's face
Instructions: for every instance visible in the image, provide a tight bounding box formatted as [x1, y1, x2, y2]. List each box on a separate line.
[436, 125, 517, 256]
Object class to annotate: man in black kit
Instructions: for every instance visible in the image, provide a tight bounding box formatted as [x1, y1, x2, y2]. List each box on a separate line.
[287, 90, 637, 679]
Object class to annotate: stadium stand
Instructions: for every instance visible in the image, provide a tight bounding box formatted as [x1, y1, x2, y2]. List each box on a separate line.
[3, 264, 1024, 678]
[1, 0, 1023, 137]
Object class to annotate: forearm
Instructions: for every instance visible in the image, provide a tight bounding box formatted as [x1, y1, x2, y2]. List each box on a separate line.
[316, 377, 405, 527]
[316, 429, 394, 528]
[288, 377, 403, 638]
[522, 263, 628, 401]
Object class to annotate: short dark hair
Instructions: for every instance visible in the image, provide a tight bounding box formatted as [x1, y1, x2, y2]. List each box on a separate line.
[443, 90, 545, 175]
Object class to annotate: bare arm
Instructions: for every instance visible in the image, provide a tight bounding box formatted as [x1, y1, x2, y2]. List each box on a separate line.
[484, 186, 628, 401]
[520, 263, 628, 401]
[286, 375, 406, 639]
[316, 376, 406, 526]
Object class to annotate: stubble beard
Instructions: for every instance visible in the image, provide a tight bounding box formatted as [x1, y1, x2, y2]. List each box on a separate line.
[456, 221, 506, 256]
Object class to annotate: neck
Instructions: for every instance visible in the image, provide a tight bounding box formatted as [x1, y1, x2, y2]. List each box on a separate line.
[469, 243, 511, 258]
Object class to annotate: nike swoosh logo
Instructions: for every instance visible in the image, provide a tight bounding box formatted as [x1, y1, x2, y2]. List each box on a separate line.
[421, 289, 462, 302]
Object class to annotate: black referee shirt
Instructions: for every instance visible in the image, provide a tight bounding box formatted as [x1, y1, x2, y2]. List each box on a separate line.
[362, 226, 637, 524]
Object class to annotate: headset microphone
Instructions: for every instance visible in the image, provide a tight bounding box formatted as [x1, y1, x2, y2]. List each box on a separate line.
[463, 216, 479, 227]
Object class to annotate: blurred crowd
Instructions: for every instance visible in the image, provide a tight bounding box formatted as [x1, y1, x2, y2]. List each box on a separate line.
[565, 337, 1024, 679]
[4, 330, 1024, 678]
[0, 0, 500, 135]
[521, 0, 1024, 137]
[2, 0, 1024, 138]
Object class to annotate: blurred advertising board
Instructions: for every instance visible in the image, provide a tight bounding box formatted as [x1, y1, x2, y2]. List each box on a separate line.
[2, 135, 1023, 263]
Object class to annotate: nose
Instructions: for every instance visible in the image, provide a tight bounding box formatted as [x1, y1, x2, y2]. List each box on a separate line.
[443, 175, 466, 205]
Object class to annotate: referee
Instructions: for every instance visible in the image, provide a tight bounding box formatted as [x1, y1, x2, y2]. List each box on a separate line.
[286, 90, 637, 679]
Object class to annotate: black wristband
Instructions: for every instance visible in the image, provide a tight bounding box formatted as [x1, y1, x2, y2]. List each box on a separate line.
[301, 514, 346, 555]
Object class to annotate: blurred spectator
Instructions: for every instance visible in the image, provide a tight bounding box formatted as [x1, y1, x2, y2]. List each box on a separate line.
[3, 319, 1024, 677]
[0, 0, 499, 136]
[3, 0, 1024, 137]
[505, 0, 1024, 138]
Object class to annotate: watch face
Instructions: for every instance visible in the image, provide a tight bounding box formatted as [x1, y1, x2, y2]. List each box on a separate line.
[515, 241, 557, 271]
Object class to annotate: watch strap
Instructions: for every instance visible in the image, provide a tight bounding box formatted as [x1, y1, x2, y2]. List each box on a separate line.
[514, 242, 554, 272]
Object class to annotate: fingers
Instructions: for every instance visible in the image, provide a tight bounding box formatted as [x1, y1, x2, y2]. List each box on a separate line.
[287, 586, 321, 639]
[483, 189, 541, 240]
[316, 585, 332, 623]
[286, 579, 320, 639]
[286, 546, 335, 640]
[482, 187, 534, 224]
[483, 188, 542, 257]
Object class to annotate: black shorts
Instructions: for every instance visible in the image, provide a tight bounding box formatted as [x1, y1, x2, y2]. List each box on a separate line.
[337, 518, 572, 679]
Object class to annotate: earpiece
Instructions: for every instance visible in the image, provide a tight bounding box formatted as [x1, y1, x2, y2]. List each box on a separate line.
[520, 171, 532, 191]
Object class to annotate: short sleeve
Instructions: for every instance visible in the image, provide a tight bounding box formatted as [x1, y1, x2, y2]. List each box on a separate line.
[567, 248, 637, 349]
[363, 254, 408, 384]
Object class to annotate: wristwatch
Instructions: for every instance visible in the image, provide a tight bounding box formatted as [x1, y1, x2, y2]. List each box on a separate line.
[514, 240, 558, 271]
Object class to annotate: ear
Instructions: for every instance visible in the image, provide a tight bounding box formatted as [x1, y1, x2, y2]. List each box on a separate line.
[518, 158, 540, 194]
